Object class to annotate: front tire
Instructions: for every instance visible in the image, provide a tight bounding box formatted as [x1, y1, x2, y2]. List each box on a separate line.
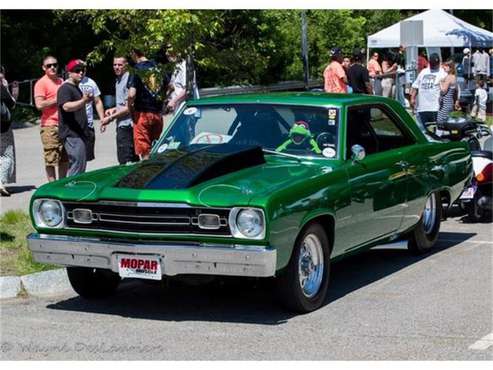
[408, 192, 441, 254]
[67, 267, 121, 299]
[275, 223, 331, 313]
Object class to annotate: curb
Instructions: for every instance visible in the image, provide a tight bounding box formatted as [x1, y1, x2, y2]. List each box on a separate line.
[0, 276, 22, 299]
[0, 268, 73, 299]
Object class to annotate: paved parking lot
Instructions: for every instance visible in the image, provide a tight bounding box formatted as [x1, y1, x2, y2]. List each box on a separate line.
[1, 210, 491, 360]
[1, 122, 491, 360]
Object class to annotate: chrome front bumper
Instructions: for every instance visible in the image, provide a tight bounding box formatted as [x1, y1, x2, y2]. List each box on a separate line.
[27, 233, 277, 278]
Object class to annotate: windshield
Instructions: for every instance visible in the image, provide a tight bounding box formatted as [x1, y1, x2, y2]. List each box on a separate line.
[154, 104, 339, 158]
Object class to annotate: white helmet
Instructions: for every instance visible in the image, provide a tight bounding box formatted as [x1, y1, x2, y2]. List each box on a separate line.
[463, 48, 470, 54]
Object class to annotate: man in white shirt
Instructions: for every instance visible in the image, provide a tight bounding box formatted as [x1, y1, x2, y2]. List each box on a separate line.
[410, 53, 447, 131]
[163, 48, 188, 127]
[77, 61, 105, 161]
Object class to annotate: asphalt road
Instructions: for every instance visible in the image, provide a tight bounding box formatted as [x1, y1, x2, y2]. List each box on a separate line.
[1, 210, 491, 360]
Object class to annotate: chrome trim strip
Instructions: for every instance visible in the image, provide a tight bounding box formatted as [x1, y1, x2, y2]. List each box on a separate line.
[61, 226, 232, 238]
[96, 212, 191, 220]
[27, 233, 276, 278]
[97, 215, 191, 226]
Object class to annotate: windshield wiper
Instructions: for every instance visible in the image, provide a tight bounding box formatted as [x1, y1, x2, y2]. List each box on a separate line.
[262, 149, 302, 163]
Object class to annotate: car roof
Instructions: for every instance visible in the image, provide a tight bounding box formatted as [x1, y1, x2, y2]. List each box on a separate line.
[188, 92, 395, 108]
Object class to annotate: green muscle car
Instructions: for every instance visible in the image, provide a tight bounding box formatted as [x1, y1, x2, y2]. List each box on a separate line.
[27, 92, 472, 313]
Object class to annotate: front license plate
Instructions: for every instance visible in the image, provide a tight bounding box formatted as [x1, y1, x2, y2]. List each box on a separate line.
[117, 255, 162, 280]
[460, 186, 476, 200]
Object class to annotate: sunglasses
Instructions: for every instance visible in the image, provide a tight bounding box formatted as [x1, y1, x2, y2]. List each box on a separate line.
[72, 68, 86, 74]
[44, 63, 58, 69]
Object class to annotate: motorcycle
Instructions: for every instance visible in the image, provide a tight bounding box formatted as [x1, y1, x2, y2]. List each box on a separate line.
[460, 136, 493, 221]
[425, 117, 483, 151]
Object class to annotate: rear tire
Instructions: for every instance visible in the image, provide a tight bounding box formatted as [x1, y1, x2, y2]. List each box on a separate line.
[275, 223, 330, 313]
[408, 192, 441, 255]
[67, 267, 121, 299]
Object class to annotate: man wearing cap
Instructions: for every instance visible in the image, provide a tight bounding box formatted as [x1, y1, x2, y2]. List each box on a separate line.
[410, 53, 447, 131]
[323, 48, 348, 94]
[57, 59, 93, 176]
[34, 55, 69, 182]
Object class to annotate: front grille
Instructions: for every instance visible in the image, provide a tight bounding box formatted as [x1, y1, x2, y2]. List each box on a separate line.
[63, 201, 231, 236]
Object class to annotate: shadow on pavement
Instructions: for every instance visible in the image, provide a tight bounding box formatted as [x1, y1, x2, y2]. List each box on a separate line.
[47, 231, 476, 324]
[5, 185, 36, 194]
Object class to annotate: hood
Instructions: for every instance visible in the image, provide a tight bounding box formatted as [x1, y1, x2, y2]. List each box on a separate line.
[33, 145, 338, 208]
[116, 144, 265, 190]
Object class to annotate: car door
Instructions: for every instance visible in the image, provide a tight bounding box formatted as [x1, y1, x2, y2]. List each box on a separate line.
[338, 104, 413, 252]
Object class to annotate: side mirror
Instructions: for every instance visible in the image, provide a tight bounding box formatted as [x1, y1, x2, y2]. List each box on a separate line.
[351, 144, 366, 162]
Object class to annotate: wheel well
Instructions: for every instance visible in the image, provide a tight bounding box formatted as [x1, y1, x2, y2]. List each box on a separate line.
[439, 189, 451, 208]
[303, 215, 335, 255]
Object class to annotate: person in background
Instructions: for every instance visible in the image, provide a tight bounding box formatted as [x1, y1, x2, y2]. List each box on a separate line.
[417, 50, 428, 73]
[163, 47, 187, 128]
[489, 49, 493, 80]
[367, 52, 382, 95]
[437, 60, 458, 124]
[472, 49, 482, 80]
[396, 45, 406, 70]
[57, 59, 93, 176]
[347, 51, 372, 95]
[342, 57, 352, 93]
[78, 61, 105, 162]
[101, 56, 139, 164]
[462, 48, 473, 87]
[0, 66, 17, 196]
[471, 80, 487, 122]
[33, 55, 68, 182]
[323, 47, 348, 94]
[478, 49, 490, 80]
[381, 53, 397, 98]
[127, 49, 169, 160]
[410, 53, 447, 131]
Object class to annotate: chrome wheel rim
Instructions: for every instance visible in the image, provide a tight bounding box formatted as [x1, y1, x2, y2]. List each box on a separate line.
[423, 193, 437, 235]
[298, 233, 324, 298]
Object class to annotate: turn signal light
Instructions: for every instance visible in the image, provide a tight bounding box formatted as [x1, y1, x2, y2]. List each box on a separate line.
[476, 163, 492, 184]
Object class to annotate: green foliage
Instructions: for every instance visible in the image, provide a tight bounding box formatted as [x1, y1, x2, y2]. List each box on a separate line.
[2, 9, 493, 88]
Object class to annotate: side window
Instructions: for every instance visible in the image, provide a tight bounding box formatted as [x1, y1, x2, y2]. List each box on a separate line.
[346, 106, 378, 158]
[368, 106, 414, 151]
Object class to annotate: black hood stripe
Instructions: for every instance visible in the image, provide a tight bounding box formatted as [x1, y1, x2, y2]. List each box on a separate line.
[116, 144, 265, 190]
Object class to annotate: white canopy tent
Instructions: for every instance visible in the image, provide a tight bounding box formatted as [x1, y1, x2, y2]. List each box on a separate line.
[367, 9, 493, 49]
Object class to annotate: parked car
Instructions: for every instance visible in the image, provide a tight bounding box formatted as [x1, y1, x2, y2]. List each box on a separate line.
[27, 93, 472, 313]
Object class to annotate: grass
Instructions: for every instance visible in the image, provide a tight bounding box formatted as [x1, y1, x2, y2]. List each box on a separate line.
[0, 210, 58, 276]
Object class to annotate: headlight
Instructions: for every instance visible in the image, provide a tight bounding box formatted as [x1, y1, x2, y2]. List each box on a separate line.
[229, 208, 265, 239]
[33, 199, 64, 228]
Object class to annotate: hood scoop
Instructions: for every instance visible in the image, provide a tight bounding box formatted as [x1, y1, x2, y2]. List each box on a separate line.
[116, 144, 265, 190]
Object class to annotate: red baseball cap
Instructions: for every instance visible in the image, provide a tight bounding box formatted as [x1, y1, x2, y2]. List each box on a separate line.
[66, 59, 86, 72]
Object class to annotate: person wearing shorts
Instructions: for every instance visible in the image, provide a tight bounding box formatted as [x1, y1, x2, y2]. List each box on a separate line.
[34, 56, 68, 182]
[127, 49, 169, 160]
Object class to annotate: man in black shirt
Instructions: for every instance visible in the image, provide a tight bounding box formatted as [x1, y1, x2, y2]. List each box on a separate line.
[347, 51, 373, 95]
[57, 59, 93, 176]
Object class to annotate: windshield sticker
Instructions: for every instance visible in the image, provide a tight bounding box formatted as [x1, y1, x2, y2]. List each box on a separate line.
[322, 147, 337, 158]
[191, 132, 232, 144]
[328, 109, 337, 120]
[328, 119, 336, 126]
[184, 107, 198, 115]
[157, 143, 168, 153]
[168, 142, 180, 150]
